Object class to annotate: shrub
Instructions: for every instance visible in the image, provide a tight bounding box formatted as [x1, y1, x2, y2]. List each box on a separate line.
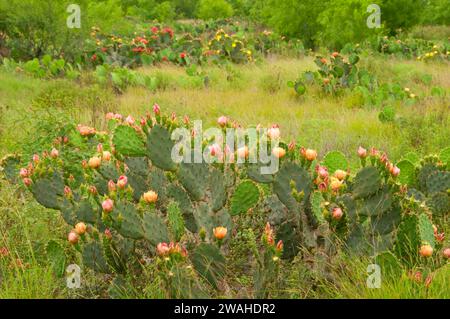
[196, 0, 234, 20]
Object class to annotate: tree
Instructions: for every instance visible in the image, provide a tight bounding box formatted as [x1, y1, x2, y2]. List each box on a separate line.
[196, 0, 234, 20]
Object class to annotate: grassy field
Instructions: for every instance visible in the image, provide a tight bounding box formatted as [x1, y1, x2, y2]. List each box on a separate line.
[0, 50, 449, 298]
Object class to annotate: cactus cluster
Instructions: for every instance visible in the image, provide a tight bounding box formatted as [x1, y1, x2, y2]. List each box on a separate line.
[2, 107, 449, 297]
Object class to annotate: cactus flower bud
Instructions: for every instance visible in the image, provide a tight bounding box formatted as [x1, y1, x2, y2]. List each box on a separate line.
[357, 146, 367, 158]
[88, 156, 102, 169]
[19, 168, 29, 178]
[156, 242, 170, 256]
[330, 179, 342, 192]
[305, 149, 317, 161]
[267, 125, 280, 140]
[237, 146, 249, 159]
[97, 143, 103, 153]
[102, 151, 111, 161]
[23, 178, 32, 187]
[316, 165, 328, 179]
[334, 169, 347, 181]
[390, 166, 400, 177]
[106, 112, 115, 120]
[213, 226, 228, 240]
[68, 231, 79, 244]
[332, 207, 343, 220]
[443, 248, 450, 259]
[108, 180, 116, 192]
[288, 140, 296, 151]
[32, 154, 40, 163]
[102, 199, 114, 213]
[104, 228, 112, 239]
[125, 115, 135, 125]
[419, 244, 433, 257]
[117, 175, 128, 189]
[64, 186, 72, 197]
[217, 116, 228, 127]
[276, 240, 284, 252]
[75, 222, 87, 235]
[153, 103, 160, 115]
[50, 148, 59, 158]
[209, 143, 221, 157]
[272, 147, 286, 158]
[89, 185, 97, 195]
[331, 51, 339, 58]
[143, 190, 158, 204]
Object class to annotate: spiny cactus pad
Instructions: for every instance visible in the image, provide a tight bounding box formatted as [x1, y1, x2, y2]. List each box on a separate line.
[396, 159, 415, 185]
[30, 171, 65, 210]
[113, 125, 146, 157]
[146, 125, 176, 171]
[426, 171, 450, 194]
[83, 241, 111, 273]
[418, 213, 435, 248]
[191, 243, 226, 288]
[167, 201, 185, 241]
[230, 180, 261, 215]
[352, 166, 381, 199]
[273, 162, 311, 211]
[322, 151, 349, 174]
[143, 212, 170, 245]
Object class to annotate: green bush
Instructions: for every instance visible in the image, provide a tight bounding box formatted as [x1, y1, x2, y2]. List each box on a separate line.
[316, 0, 383, 50]
[196, 0, 234, 20]
[152, 1, 177, 22]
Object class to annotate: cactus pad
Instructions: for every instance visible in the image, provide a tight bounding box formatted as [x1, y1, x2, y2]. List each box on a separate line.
[146, 125, 176, 171]
[396, 159, 415, 186]
[191, 243, 225, 288]
[426, 171, 450, 194]
[322, 151, 349, 174]
[167, 201, 185, 241]
[230, 180, 260, 216]
[143, 211, 170, 246]
[273, 162, 311, 211]
[418, 213, 435, 248]
[83, 241, 111, 273]
[113, 125, 146, 157]
[352, 166, 381, 199]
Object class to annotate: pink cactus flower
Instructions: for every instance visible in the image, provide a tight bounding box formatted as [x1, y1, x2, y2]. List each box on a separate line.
[106, 112, 115, 120]
[102, 199, 114, 213]
[32, 154, 40, 163]
[64, 186, 72, 196]
[267, 125, 280, 140]
[125, 115, 135, 125]
[156, 242, 170, 256]
[108, 180, 116, 192]
[391, 166, 400, 177]
[209, 143, 221, 157]
[217, 116, 228, 127]
[316, 165, 328, 179]
[332, 207, 344, 220]
[23, 178, 32, 187]
[50, 148, 59, 158]
[153, 103, 160, 115]
[68, 231, 79, 244]
[117, 175, 128, 189]
[19, 168, 29, 178]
